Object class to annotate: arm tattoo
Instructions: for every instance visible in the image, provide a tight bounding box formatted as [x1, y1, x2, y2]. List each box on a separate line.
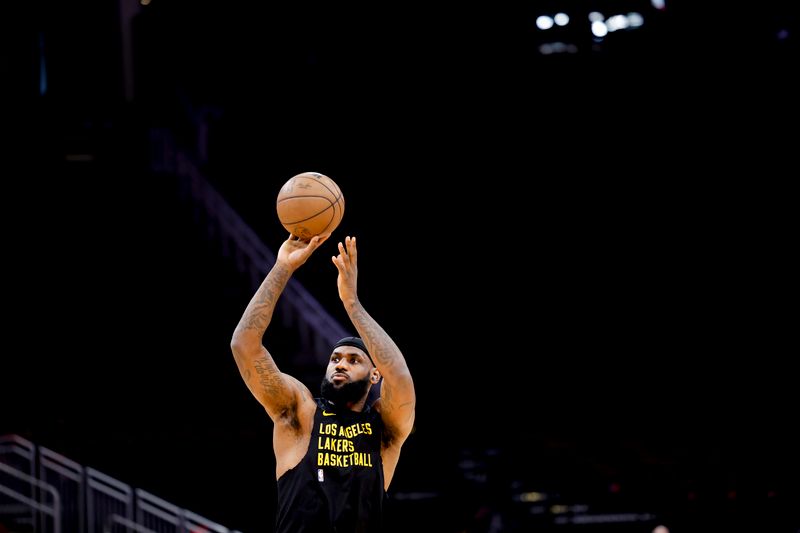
[349, 307, 400, 371]
[253, 356, 283, 397]
[240, 263, 291, 334]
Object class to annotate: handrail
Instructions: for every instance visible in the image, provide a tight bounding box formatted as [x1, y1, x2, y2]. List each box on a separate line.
[0, 435, 240, 533]
[0, 461, 62, 533]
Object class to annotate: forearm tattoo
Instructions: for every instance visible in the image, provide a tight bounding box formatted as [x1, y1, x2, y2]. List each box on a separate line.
[349, 307, 399, 371]
[240, 263, 291, 334]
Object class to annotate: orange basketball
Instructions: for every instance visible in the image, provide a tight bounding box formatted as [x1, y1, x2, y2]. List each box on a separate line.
[276, 172, 345, 240]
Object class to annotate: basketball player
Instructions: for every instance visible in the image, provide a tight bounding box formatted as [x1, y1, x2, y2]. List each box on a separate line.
[230, 234, 416, 533]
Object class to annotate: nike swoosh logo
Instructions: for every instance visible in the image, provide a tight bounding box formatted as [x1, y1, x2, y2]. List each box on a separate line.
[322, 411, 336, 416]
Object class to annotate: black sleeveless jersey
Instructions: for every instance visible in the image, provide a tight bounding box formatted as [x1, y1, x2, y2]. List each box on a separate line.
[275, 398, 386, 533]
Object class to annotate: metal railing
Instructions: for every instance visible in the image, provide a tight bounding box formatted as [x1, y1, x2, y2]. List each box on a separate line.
[0, 461, 61, 533]
[0, 434, 240, 533]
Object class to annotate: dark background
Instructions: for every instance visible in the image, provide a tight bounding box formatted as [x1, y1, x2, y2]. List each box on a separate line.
[2, 1, 797, 532]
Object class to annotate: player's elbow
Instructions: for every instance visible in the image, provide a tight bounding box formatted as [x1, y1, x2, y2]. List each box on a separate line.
[231, 330, 267, 364]
[230, 333, 254, 358]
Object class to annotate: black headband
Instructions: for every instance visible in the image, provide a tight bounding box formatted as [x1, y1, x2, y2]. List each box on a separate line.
[332, 336, 375, 367]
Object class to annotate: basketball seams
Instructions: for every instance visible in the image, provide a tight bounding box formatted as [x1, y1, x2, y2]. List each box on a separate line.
[279, 202, 336, 225]
[304, 175, 343, 204]
[277, 190, 336, 224]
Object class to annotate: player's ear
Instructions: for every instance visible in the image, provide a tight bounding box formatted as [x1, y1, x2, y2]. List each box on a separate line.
[370, 369, 381, 384]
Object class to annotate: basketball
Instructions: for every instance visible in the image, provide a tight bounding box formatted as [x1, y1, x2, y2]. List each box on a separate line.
[276, 172, 345, 240]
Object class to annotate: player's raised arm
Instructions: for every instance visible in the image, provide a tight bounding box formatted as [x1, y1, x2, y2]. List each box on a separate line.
[332, 236, 416, 442]
[230, 234, 327, 420]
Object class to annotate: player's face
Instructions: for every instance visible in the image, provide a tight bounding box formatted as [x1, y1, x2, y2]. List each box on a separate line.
[321, 349, 372, 404]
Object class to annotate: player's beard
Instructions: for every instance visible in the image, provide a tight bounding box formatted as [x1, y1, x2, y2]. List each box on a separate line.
[321, 374, 371, 406]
